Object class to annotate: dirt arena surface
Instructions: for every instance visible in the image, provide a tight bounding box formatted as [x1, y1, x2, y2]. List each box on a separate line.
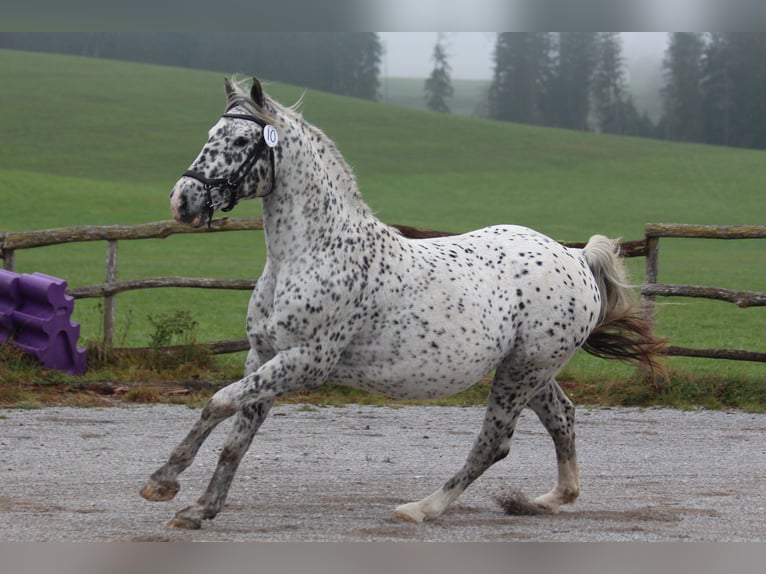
[0, 404, 763, 542]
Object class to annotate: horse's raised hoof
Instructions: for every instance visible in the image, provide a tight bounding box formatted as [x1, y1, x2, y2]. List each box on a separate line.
[140, 478, 180, 502]
[166, 514, 202, 530]
[390, 503, 426, 524]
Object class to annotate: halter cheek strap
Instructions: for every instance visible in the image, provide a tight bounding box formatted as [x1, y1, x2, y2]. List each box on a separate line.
[182, 112, 277, 226]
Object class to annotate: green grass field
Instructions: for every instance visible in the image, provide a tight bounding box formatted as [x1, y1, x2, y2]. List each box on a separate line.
[1, 49, 765, 391]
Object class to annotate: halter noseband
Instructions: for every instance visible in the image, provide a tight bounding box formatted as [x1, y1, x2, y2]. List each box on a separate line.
[182, 111, 277, 227]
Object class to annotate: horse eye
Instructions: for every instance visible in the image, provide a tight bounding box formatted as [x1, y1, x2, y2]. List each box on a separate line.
[233, 136, 249, 147]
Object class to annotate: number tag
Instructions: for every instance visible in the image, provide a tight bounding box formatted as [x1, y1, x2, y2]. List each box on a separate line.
[264, 125, 278, 148]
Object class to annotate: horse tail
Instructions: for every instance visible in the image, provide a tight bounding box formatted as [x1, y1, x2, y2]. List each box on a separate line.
[581, 235, 667, 376]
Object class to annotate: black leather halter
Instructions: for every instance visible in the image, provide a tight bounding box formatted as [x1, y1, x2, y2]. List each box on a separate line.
[182, 112, 277, 226]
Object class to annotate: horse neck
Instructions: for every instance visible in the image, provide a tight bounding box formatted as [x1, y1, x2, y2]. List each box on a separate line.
[261, 121, 379, 262]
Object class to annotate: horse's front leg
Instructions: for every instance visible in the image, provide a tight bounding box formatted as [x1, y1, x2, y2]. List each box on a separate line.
[140, 401, 235, 503]
[147, 345, 337, 529]
[166, 400, 273, 529]
[140, 346, 269, 506]
[141, 271, 276, 511]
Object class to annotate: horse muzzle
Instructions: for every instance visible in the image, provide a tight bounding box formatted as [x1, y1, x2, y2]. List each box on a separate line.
[170, 180, 207, 228]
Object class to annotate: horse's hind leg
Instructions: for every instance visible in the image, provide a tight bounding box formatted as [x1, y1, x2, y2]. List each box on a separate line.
[167, 400, 274, 529]
[392, 362, 548, 523]
[526, 378, 580, 513]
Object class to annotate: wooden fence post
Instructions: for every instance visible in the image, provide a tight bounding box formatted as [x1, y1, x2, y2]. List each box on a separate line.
[642, 235, 660, 334]
[2, 249, 14, 271]
[103, 240, 118, 348]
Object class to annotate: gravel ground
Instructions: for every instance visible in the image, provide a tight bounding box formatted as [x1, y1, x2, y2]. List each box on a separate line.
[0, 404, 764, 542]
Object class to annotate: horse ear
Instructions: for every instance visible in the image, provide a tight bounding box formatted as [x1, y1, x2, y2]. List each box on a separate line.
[250, 77, 265, 108]
[224, 77, 236, 100]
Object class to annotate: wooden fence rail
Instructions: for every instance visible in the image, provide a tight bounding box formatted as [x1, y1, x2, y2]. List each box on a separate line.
[0, 217, 265, 251]
[641, 284, 766, 308]
[67, 277, 258, 299]
[2, 218, 764, 364]
[644, 223, 766, 240]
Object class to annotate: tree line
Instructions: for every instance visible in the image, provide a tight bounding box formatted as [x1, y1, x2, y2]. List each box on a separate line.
[0, 32, 383, 101]
[475, 32, 766, 149]
[479, 33, 650, 137]
[660, 33, 766, 149]
[422, 33, 653, 138]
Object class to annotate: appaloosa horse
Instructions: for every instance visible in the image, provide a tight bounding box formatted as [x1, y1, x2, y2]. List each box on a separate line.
[141, 77, 664, 529]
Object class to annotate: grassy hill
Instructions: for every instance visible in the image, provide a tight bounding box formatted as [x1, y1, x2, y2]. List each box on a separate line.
[1, 49, 765, 391]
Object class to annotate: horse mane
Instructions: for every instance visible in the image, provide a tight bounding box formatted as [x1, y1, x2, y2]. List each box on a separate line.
[225, 76, 371, 214]
[225, 75, 302, 126]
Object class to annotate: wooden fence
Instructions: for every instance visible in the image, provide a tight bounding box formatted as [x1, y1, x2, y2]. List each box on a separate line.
[1, 219, 764, 363]
[640, 223, 766, 363]
[1, 217, 266, 350]
[0, 217, 457, 353]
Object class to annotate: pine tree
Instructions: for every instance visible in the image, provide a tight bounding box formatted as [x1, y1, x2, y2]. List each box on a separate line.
[327, 33, 383, 101]
[661, 33, 705, 142]
[424, 34, 454, 114]
[591, 32, 628, 134]
[700, 33, 766, 149]
[726, 33, 766, 149]
[554, 32, 598, 130]
[489, 32, 555, 125]
[701, 33, 733, 146]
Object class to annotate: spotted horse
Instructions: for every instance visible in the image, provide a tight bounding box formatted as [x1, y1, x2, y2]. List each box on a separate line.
[141, 76, 666, 529]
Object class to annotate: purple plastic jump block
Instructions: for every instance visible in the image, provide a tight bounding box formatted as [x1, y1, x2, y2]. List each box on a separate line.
[0, 269, 21, 345]
[0, 269, 87, 375]
[0, 269, 20, 344]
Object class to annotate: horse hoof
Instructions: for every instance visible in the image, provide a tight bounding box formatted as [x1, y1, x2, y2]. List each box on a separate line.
[140, 478, 180, 502]
[530, 494, 561, 515]
[167, 514, 202, 530]
[391, 503, 425, 523]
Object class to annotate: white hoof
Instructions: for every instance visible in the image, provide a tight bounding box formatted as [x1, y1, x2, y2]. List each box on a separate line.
[392, 489, 454, 523]
[532, 458, 580, 513]
[391, 502, 426, 523]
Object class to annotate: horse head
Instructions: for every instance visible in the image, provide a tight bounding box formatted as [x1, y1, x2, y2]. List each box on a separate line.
[170, 77, 278, 227]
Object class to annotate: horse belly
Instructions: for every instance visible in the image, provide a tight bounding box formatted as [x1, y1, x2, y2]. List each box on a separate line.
[331, 308, 511, 400]
[331, 351, 497, 400]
